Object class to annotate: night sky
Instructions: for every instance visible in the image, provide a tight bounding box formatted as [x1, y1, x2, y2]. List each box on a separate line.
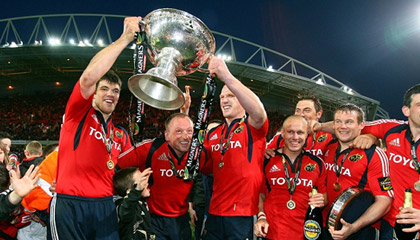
[1, 0, 419, 119]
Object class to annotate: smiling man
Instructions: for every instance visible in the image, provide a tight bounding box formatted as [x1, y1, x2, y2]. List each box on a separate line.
[266, 94, 333, 158]
[50, 17, 140, 239]
[118, 113, 207, 240]
[202, 56, 268, 239]
[255, 115, 327, 240]
[322, 103, 393, 240]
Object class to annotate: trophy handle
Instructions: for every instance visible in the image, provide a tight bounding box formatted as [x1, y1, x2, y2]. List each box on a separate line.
[138, 19, 146, 27]
[196, 54, 214, 73]
[197, 67, 209, 73]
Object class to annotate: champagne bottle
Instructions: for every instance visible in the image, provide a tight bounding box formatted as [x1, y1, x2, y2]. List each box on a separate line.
[394, 188, 417, 240]
[304, 187, 323, 240]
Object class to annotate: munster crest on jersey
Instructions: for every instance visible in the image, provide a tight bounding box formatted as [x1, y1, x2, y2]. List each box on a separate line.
[234, 125, 244, 134]
[348, 154, 363, 162]
[115, 130, 123, 138]
[305, 163, 316, 172]
[317, 134, 328, 143]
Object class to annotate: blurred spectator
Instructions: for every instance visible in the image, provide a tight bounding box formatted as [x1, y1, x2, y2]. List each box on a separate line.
[0, 164, 40, 238]
[0, 142, 9, 168]
[1, 91, 286, 141]
[20, 147, 58, 240]
[0, 132, 12, 154]
[20, 141, 44, 177]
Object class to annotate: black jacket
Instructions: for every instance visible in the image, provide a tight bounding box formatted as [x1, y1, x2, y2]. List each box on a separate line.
[0, 189, 19, 221]
[115, 186, 154, 240]
[19, 156, 44, 176]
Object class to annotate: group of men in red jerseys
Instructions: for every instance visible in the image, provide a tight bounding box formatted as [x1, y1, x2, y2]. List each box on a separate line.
[46, 16, 420, 240]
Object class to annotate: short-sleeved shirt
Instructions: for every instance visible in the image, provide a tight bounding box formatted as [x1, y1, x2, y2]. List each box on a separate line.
[322, 140, 394, 226]
[56, 81, 132, 197]
[262, 151, 326, 239]
[203, 117, 268, 216]
[118, 137, 207, 217]
[267, 131, 333, 158]
[363, 119, 419, 226]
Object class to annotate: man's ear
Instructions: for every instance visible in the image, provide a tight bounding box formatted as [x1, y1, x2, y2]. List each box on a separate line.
[359, 121, 365, 130]
[316, 110, 323, 121]
[402, 106, 410, 118]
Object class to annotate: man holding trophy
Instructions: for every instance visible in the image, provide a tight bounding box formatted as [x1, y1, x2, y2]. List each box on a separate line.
[51, 17, 140, 239]
[201, 57, 268, 239]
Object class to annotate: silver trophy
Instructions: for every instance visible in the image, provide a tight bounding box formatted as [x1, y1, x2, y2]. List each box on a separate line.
[128, 8, 216, 110]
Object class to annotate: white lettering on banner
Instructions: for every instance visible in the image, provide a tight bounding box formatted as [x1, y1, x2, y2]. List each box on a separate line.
[211, 141, 243, 151]
[389, 153, 415, 169]
[270, 177, 313, 187]
[324, 163, 352, 177]
[160, 169, 185, 177]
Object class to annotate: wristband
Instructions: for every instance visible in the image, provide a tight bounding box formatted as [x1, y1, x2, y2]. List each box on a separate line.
[257, 211, 266, 221]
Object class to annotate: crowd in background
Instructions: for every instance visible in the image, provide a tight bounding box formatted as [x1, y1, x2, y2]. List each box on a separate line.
[0, 91, 286, 142]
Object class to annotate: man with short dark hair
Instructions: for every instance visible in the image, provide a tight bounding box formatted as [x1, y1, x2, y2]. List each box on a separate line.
[314, 86, 420, 239]
[322, 103, 393, 240]
[360, 84, 420, 239]
[50, 17, 140, 239]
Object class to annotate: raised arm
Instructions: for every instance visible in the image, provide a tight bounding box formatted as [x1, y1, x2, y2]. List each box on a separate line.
[208, 57, 267, 129]
[79, 16, 141, 98]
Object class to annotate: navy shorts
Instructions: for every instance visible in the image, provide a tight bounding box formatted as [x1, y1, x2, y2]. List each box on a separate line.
[202, 214, 254, 240]
[379, 219, 393, 240]
[150, 213, 191, 240]
[50, 193, 119, 240]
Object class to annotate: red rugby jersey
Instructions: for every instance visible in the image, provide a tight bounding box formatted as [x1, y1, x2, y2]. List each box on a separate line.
[56, 81, 132, 197]
[322, 140, 394, 226]
[202, 117, 268, 216]
[363, 119, 419, 226]
[118, 137, 207, 217]
[267, 131, 333, 158]
[262, 151, 326, 240]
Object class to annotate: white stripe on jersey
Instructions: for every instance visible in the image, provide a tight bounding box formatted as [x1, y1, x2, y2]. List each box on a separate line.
[266, 133, 281, 147]
[118, 138, 155, 159]
[375, 147, 394, 198]
[365, 119, 407, 126]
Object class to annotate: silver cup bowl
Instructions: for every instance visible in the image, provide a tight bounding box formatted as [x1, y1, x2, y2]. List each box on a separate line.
[128, 8, 215, 110]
